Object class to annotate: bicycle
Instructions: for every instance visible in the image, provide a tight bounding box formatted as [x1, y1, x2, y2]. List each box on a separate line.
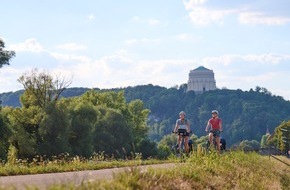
[172, 130, 193, 154]
[206, 130, 225, 152]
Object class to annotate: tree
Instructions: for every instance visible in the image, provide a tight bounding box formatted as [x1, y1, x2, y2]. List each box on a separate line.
[18, 69, 71, 109]
[157, 134, 176, 158]
[0, 38, 15, 159]
[94, 108, 133, 157]
[5, 106, 39, 158]
[0, 38, 15, 68]
[68, 100, 98, 157]
[260, 133, 271, 148]
[10, 70, 72, 158]
[77, 90, 151, 158]
[128, 100, 150, 146]
[273, 121, 290, 153]
[38, 101, 71, 156]
[0, 107, 13, 159]
[137, 137, 158, 159]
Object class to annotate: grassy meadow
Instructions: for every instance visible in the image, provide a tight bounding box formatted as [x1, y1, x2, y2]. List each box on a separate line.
[80, 151, 289, 190]
[1, 151, 289, 190]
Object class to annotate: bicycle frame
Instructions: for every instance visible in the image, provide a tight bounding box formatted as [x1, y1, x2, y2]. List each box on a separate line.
[171, 131, 193, 153]
[207, 135, 219, 150]
[206, 131, 222, 151]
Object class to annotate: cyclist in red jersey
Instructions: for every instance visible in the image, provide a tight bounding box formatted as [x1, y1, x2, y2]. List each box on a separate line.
[205, 110, 223, 153]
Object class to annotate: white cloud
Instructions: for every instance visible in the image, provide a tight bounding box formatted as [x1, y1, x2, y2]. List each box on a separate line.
[131, 16, 163, 26]
[49, 52, 91, 63]
[202, 54, 241, 66]
[183, 0, 207, 9]
[125, 38, 161, 45]
[87, 14, 95, 21]
[239, 72, 277, 83]
[125, 39, 138, 45]
[243, 53, 290, 64]
[148, 19, 160, 26]
[132, 16, 141, 22]
[183, 1, 239, 26]
[202, 53, 290, 67]
[176, 33, 193, 40]
[51, 53, 196, 89]
[175, 33, 203, 44]
[56, 43, 87, 51]
[183, 1, 290, 26]
[8, 39, 43, 53]
[140, 38, 161, 44]
[215, 69, 290, 99]
[239, 12, 290, 25]
[46, 51, 290, 101]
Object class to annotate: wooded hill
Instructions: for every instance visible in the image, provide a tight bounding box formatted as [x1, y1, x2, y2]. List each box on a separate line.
[1, 84, 290, 148]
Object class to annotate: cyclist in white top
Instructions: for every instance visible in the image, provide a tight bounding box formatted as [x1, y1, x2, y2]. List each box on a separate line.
[173, 111, 190, 153]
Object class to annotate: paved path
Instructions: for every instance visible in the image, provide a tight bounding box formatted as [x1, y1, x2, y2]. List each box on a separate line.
[0, 163, 176, 190]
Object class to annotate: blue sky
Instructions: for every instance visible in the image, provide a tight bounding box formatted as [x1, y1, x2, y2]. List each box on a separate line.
[1, 0, 290, 100]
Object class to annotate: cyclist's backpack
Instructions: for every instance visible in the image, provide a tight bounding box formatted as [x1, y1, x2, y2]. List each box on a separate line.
[220, 138, 226, 150]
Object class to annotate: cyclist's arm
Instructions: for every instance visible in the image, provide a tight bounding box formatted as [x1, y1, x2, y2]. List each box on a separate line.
[205, 120, 211, 132]
[173, 121, 178, 133]
[219, 120, 223, 131]
[186, 121, 190, 133]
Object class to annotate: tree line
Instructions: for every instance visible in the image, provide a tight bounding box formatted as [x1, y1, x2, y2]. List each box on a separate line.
[107, 84, 289, 147]
[2, 82, 290, 159]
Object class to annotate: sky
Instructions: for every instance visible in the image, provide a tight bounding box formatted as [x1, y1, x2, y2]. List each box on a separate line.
[1, 0, 290, 101]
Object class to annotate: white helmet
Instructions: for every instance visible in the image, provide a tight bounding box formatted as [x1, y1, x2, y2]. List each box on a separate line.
[211, 110, 219, 115]
[179, 111, 186, 116]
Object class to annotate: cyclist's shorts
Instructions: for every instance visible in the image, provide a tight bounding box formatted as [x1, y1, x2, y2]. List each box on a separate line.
[178, 129, 189, 136]
[210, 129, 220, 137]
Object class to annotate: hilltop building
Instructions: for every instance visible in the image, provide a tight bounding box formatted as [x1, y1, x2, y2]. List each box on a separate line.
[187, 66, 216, 93]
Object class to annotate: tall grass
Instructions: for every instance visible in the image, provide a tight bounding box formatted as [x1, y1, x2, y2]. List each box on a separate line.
[1, 151, 289, 189]
[49, 151, 289, 190]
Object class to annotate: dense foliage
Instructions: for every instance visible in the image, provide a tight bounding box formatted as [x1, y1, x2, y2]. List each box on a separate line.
[0, 71, 156, 161]
[1, 82, 290, 159]
[0, 38, 15, 68]
[121, 85, 290, 148]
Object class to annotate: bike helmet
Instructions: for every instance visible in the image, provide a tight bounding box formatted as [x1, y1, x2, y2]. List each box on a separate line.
[211, 110, 219, 115]
[179, 111, 186, 116]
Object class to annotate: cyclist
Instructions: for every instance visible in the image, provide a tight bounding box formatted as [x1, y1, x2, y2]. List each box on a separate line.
[205, 110, 223, 153]
[173, 111, 190, 153]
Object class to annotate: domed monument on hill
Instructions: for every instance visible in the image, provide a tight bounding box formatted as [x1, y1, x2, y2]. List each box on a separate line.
[187, 66, 216, 93]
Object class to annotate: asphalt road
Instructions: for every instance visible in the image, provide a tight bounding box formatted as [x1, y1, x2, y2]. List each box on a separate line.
[0, 163, 176, 190]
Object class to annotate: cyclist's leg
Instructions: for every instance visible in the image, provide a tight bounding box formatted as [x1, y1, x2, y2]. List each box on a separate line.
[177, 135, 182, 150]
[209, 132, 214, 146]
[216, 136, 221, 153]
[184, 136, 189, 153]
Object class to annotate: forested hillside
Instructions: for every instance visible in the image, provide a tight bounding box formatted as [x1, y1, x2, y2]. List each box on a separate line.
[1, 84, 290, 148]
[123, 85, 290, 147]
